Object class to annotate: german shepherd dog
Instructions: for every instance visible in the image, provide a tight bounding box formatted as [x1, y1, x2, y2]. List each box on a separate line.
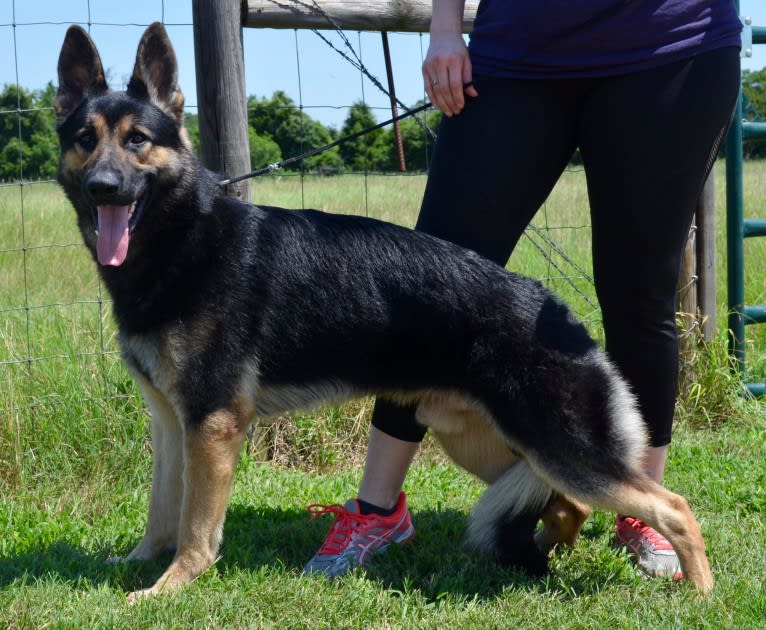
[55, 23, 713, 599]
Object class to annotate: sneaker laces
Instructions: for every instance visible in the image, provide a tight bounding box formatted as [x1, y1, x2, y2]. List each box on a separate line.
[621, 516, 674, 551]
[307, 503, 373, 556]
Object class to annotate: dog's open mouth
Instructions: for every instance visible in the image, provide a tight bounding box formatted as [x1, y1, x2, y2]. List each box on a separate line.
[95, 196, 146, 267]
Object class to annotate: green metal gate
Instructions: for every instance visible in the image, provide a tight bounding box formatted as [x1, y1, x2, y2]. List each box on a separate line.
[726, 10, 766, 396]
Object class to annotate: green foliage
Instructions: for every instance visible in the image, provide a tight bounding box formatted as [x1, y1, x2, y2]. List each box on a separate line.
[0, 82, 448, 181]
[0, 82, 58, 180]
[383, 105, 442, 172]
[248, 126, 282, 170]
[248, 91, 343, 172]
[335, 101, 443, 173]
[338, 101, 387, 171]
[742, 69, 766, 159]
[7, 66, 766, 184]
[742, 69, 766, 120]
[184, 113, 201, 153]
[246, 92, 441, 174]
[181, 114, 282, 171]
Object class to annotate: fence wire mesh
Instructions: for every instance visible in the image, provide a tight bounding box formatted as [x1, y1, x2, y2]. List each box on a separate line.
[0, 1, 597, 409]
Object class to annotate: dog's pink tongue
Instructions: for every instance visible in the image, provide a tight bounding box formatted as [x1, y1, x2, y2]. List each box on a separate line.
[96, 205, 131, 266]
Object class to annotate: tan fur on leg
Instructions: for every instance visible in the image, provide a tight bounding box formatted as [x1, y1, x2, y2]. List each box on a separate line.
[417, 392, 521, 484]
[597, 477, 713, 594]
[128, 408, 247, 601]
[419, 392, 591, 555]
[122, 378, 184, 563]
[535, 495, 591, 550]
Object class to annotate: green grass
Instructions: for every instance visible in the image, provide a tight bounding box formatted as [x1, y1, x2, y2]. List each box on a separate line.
[0, 420, 764, 628]
[1, 165, 765, 627]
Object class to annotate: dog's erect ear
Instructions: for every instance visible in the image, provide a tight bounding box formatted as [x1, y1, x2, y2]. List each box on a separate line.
[55, 25, 108, 124]
[127, 22, 185, 123]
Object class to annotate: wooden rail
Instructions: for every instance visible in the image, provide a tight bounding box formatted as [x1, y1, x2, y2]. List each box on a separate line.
[244, 0, 479, 33]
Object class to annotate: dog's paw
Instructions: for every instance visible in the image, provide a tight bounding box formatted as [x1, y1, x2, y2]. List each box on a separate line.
[498, 542, 550, 577]
[126, 588, 154, 605]
[105, 555, 127, 565]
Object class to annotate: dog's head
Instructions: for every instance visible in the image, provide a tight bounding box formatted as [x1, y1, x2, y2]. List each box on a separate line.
[55, 23, 192, 267]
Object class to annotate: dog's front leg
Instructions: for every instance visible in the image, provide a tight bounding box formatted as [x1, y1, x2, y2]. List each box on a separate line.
[120, 379, 184, 563]
[128, 408, 247, 601]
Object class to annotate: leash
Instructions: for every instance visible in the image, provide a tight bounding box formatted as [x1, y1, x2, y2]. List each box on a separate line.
[219, 1, 634, 187]
[218, 101, 432, 187]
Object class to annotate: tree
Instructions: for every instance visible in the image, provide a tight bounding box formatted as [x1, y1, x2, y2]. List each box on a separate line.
[338, 101, 387, 172]
[380, 104, 441, 172]
[743, 69, 766, 120]
[0, 83, 58, 180]
[248, 126, 282, 170]
[248, 91, 342, 172]
[184, 112, 280, 172]
[742, 69, 766, 159]
[184, 113, 201, 153]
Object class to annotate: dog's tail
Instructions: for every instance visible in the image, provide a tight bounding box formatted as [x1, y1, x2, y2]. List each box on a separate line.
[466, 460, 554, 575]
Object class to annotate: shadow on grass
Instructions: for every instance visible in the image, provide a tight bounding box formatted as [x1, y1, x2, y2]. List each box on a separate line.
[0, 540, 172, 594]
[219, 502, 622, 602]
[0, 502, 620, 600]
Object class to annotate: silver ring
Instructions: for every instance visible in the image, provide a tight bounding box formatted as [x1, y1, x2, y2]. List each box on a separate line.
[431, 78, 439, 86]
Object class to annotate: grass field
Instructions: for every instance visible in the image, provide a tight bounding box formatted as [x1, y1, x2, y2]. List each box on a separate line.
[0, 163, 765, 628]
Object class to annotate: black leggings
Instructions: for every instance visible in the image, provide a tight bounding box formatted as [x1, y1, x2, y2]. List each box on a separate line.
[372, 47, 740, 448]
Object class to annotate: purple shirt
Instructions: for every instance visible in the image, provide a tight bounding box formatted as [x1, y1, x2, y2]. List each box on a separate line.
[468, 0, 742, 78]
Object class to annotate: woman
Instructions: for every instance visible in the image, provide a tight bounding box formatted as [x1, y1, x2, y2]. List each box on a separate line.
[304, 0, 742, 579]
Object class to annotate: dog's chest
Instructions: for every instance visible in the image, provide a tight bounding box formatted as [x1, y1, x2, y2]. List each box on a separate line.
[119, 331, 179, 396]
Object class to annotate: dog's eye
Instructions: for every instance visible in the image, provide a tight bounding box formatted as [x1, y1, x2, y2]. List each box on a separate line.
[127, 132, 149, 147]
[76, 132, 96, 151]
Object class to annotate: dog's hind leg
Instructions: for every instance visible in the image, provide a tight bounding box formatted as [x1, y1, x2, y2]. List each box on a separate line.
[422, 394, 591, 565]
[535, 495, 591, 550]
[526, 453, 712, 593]
[128, 407, 247, 601]
[593, 476, 713, 594]
[421, 394, 526, 487]
[466, 460, 555, 576]
[119, 378, 184, 563]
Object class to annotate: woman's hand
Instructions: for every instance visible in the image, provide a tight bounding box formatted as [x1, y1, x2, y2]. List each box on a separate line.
[422, 31, 479, 116]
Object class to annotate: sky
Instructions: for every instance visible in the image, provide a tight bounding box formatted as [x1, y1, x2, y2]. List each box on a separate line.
[2, 0, 766, 129]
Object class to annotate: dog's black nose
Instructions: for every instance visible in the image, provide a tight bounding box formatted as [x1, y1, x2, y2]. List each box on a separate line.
[86, 171, 121, 200]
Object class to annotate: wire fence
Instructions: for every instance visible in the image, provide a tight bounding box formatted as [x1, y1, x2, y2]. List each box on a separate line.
[0, 1, 597, 402]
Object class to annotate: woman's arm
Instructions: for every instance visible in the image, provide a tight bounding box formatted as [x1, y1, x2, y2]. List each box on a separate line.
[423, 0, 479, 116]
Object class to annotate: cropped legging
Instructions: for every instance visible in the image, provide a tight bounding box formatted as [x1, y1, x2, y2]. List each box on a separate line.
[372, 47, 740, 448]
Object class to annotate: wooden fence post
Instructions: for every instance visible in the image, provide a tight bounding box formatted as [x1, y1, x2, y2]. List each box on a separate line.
[678, 169, 716, 394]
[678, 221, 699, 396]
[192, 0, 252, 203]
[696, 171, 717, 341]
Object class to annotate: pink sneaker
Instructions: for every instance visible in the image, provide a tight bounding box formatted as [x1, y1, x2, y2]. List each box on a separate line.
[303, 492, 415, 578]
[616, 515, 683, 580]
